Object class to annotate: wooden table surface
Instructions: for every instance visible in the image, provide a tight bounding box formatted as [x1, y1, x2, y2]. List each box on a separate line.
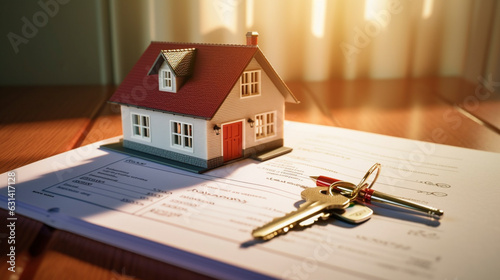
[1, 77, 499, 279]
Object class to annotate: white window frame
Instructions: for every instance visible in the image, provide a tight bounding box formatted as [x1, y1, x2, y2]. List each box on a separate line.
[159, 69, 174, 92]
[171, 121, 194, 152]
[131, 113, 151, 141]
[255, 111, 276, 140]
[240, 70, 261, 98]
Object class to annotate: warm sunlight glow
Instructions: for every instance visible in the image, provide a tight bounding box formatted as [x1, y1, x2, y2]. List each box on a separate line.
[422, 0, 434, 19]
[364, 0, 386, 20]
[246, 0, 254, 28]
[201, 0, 238, 35]
[148, 0, 156, 39]
[364, 0, 378, 20]
[311, 0, 326, 38]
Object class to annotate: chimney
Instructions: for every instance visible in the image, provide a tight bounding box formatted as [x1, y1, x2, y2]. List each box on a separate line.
[246, 31, 259, 46]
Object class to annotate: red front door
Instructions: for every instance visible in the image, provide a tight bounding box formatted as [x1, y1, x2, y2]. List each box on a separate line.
[223, 122, 242, 162]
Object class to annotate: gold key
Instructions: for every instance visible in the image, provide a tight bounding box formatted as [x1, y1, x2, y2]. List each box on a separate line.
[252, 187, 350, 240]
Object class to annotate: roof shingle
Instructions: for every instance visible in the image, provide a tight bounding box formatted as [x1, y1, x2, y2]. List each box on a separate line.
[148, 48, 197, 77]
[109, 41, 297, 119]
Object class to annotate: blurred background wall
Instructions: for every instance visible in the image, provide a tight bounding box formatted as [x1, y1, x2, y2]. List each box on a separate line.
[1, 0, 499, 86]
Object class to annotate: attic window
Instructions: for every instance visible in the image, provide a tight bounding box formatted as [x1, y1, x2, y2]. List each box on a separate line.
[240, 70, 261, 97]
[161, 69, 174, 91]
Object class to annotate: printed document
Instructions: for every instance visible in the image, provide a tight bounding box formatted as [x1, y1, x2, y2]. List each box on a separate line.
[1, 121, 500, 279]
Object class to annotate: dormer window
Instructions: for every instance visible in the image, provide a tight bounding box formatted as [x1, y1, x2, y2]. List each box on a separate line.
[147, 48, 197, 93]
[160, 69, 174, 92]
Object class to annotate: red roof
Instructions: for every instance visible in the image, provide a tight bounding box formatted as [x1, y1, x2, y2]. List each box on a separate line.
[109, 41, 298, 119]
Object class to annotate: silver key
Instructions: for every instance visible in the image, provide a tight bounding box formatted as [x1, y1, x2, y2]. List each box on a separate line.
[252, 187, 350, 240]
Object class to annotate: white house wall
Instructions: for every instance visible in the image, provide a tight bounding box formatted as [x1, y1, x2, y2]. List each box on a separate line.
[207, 57, 285, 160]
[121, 106, 208, 159]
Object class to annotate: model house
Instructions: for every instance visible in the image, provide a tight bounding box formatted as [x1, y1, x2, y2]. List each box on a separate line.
[106, 32, 299, 173]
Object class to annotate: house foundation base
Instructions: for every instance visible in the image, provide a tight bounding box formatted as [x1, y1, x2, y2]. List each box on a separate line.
[101, 138, 292, 174]
[101, 141, 212, 173]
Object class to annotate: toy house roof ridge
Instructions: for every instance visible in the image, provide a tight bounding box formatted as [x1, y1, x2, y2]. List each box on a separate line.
[162, 47, 197, 52]
[109, 41, 297, 119]
[149, 40, 258, 48]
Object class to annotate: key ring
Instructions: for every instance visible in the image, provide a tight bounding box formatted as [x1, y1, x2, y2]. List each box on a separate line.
[328, 163, 381, 200]
[328, 181, 356, 198]
[358, 163, 381, 190]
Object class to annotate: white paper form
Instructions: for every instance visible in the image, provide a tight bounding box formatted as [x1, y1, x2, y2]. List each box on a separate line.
[1, 121, 500, 279]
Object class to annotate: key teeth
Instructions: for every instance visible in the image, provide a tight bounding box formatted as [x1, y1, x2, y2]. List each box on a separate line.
[267, 223, 297, 240]
[299, 217, 318, 227]
[253, 207, 332, 240]
[262, 232, 276, 240]
[261, 226, 290, 240]
[263, 212, 330, 240]
[299, 212, 331, 227]
[252, 188, 348, 240]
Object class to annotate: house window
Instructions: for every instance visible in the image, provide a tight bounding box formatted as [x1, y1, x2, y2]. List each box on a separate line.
[255, 112, 275, 139]
[131, 113, 151, 141]
[171, 121, 193, 151]
[240, 70, 261, 97]
[160, 69, 174, 92]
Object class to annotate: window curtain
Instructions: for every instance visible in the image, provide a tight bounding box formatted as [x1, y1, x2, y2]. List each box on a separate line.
[108, 0, 500, 84]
